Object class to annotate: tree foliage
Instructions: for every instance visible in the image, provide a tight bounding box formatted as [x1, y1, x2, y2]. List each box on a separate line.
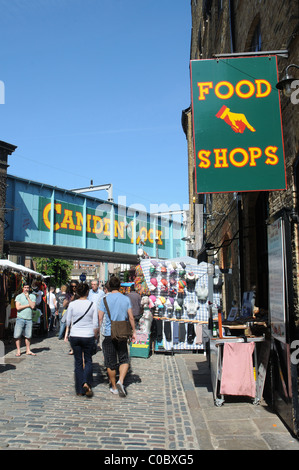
[34, 258, 74, 287]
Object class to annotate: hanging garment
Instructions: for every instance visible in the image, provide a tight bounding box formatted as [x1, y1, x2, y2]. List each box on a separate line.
[173, 321, 179, 344]
[187, 323, 196, 344]
[164, 321, 172, 342]
[179, 322, 186, 342]
[156, 319, 163, 343]
[195, 324, 203, 344]
[220, 342, 256, 397]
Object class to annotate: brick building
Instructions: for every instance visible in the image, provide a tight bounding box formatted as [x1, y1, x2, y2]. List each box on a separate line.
[183, 0, 299, 435]
[0, 140, 17, 257]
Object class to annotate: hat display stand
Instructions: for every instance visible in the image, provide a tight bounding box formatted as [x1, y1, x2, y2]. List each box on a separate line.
[139, 258, 221, 352]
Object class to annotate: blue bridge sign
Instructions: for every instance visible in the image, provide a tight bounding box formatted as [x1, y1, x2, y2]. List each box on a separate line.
[4, 175, 186, 264]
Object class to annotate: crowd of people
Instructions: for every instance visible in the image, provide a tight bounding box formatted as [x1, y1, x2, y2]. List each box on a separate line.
[13, 276, 141, 398]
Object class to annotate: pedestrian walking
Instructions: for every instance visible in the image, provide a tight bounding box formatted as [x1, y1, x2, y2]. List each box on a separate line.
[47, 286, 57, 331]
[55, 285, 67, 336]
[14, 282, 37, 357]
[88, 279, 105, 309]
[126, 284, 142, 325]
[99, 275, 136, 397]
[64, 282, 99, 397]
[61, 280, 78, 352]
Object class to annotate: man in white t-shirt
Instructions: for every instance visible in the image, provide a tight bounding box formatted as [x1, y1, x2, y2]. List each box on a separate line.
[88, 280, 104, 310]
[47, 286, 57, 331]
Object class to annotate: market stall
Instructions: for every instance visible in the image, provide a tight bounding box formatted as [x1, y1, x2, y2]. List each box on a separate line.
[207, 291, 270, 406]
[133, 257, 221, 354]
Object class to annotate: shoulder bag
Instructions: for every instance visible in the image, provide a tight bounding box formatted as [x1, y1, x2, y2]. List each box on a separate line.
[103, 297, 132, 342]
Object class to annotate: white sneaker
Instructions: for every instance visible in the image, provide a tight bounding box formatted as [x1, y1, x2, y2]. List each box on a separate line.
[116, 380, 126, 397]
[110, 387, 118, 395]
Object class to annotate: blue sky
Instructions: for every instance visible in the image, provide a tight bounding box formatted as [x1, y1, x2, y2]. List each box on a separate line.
[0, 0, 191, 213]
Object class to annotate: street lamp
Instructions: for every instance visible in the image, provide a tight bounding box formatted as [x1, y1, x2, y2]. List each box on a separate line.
[276, 63, 299, 97]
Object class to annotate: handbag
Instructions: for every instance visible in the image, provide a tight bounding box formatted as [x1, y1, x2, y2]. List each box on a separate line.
[103, 297, 132, 341]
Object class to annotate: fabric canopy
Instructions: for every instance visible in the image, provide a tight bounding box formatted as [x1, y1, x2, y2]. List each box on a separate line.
[0, 259, 43, 277]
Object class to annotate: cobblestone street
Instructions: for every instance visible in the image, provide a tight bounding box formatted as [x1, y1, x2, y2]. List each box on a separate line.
[1, 333, 299, 452]
[0, 334, 199, 451]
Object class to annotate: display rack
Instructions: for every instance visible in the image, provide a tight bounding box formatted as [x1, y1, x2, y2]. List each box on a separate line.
[139, 257, 221, 353]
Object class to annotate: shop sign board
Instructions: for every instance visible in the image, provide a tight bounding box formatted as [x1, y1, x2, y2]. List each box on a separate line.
[190, 56, 286, 193]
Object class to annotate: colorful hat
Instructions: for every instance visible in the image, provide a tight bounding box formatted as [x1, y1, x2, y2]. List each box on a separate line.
[178, 279, 186, 292]
[150, 278, 158, 287]
[149, 295, 156, 303]
[160, 278, 168, 287]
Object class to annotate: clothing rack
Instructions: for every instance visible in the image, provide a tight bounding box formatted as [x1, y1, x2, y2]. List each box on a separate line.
[140, 258, 221, 352]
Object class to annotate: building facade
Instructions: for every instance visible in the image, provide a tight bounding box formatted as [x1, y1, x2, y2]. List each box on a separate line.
[183, 0, 299, 435]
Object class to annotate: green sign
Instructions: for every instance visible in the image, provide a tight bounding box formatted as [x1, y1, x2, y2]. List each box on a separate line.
[191, 56, 286, 193]
[38, 197, 165, 249]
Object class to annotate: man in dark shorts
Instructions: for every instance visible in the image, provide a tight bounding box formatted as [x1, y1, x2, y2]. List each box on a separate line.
[99, 276, 136, 397]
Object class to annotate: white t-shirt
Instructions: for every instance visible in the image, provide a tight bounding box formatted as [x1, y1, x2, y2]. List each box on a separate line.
[66, 299, 98, 338]
[47, 292, 56, 309]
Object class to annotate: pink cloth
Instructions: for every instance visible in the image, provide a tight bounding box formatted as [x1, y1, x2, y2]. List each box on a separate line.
[220, 342, 256, 397]
[195, 324, 202, 344]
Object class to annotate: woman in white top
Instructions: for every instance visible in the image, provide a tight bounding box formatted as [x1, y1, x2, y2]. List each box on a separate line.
[64, 283, 99, 397]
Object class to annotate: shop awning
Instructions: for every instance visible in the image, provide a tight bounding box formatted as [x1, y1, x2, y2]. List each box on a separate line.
[0, 259, 43, 277]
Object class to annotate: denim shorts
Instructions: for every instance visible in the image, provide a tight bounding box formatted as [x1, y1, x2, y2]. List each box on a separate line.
[14, 318, 33, 339]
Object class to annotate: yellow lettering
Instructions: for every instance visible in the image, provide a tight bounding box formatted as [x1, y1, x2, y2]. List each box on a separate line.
[156, 230, 163, 246]
[75, 211, 83, 231]
[197, 82, 213, 100]
[43, 203, 61, 230]
[229, 148, 249, 168]
[103, 218, 111, 235]
[265, 146, 279, 165]
[235, 80, 255, 99]
[249, 147, 262, 167]
[60, 209, 75, 230]
[215, 81, 234, 100]
[114, 220, 125, 238]
[255, 79, 271, 98]
[198, 150, 211, 168]
[148, 228, 154, 243]
[92, 215, 103, 234]
[86, 214, 92, 233]
[214, 148, 229, 168]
